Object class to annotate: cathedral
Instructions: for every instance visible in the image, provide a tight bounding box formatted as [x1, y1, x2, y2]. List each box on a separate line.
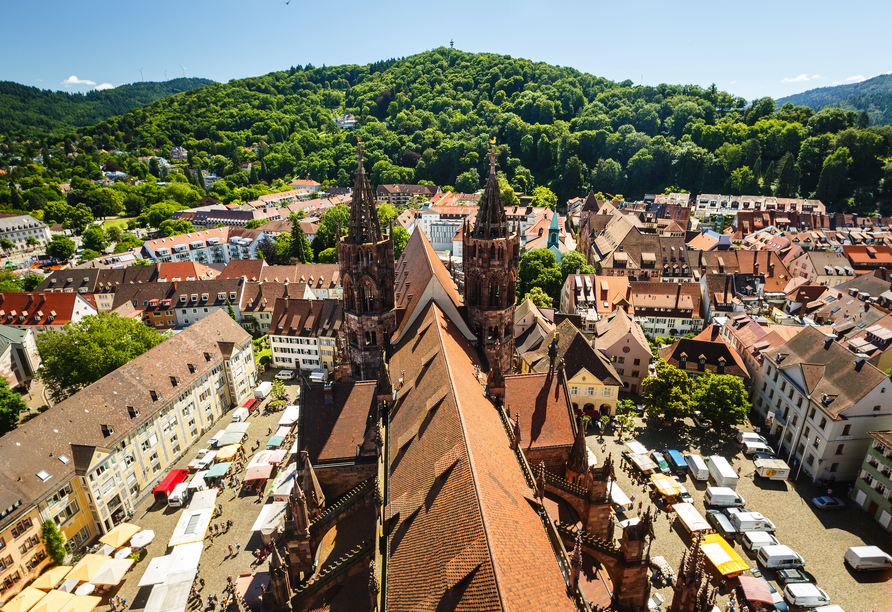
[262, 142, 656, 612]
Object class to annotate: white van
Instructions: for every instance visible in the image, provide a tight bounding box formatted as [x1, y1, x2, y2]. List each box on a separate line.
[231, 407, 249, 423]
[782, 584, 829, 608]
[167, 482, 191, 508]
[704, 487, 745, 508]
[741, 531, 780, 553]
[758, 544, 805, 569]
[844, 545, 892, 571]
[730, 512, 776, 533]
[742, 441, 775, 456]
[187, 471, 207, 494]
[738, 431, 768, 445]
[684, 454, 709, 481]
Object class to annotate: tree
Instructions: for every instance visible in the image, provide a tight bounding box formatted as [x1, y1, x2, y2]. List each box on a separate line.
[226, 298, 236, 321]
[530, 186, 557, 210]
[318, 247, 338, 263]
[84, 188, 122, 219]
[106, 226, 123, 244]
[0, 378, 28, 435]
[519, 248, 561, 298]
[257, 235, 278, 264]
[81, 226, 109, 252]
[559, 251, 595, 281]
[0, 239, 15, 253]
[641, 359, 695, 422]
[691, 371, 750, 426]
[523, 287, 553, 308]
[37, 313, 168, 403]
[815, 146, 852, 205]
[159, 219, 195, 237]
[289, 213, 312, 263]
[244, 219, 264, 230]
[392, 226, 409, 259]
[141, 202, 187, 228]
[776, 152, 799, 198]
[46, 235, 75, 261]
[123, 194, 146, 216]
[376, 203, 400, 226]
[728, 166, 758, 194]
[499, 178, 520, 208]
[41, 520, 67, 565]
[78, 249, 101, 263]
[22, 275, 42, 291]
[455, 169, 480, 193]
[25, 236, 39, 248]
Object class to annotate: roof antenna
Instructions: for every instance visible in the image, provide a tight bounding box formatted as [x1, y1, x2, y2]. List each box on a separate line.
[450, 39, 454, 48]
[180, 65, 187, 78]
[138, 68, 144, 82]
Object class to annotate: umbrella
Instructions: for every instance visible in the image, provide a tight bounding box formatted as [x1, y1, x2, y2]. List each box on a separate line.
[29, 590, 73, 612]
[113, 547, 132, 560]
[31, 566, 73, 590]
[74, 584, 95, 597]
[67, 596, 101, 612]
[98, 523, 140, 548]
[56, 580, 78, 594]
[90, 559, 133, 586]
[2, 587, 47, 612]
[129, 529, 155, 548]
[215, 445, 240, 462]
[66, 555, 111, 582]
[95, 544, 114, 557]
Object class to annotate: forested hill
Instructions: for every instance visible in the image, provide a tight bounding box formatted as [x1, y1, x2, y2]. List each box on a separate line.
[69, 49, 892, 209]
[776, 74, 892, 126]
[0, 77, 215, 137]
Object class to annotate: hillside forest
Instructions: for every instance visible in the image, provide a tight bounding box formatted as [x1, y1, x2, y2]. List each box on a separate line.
[2, 49, 892, 245]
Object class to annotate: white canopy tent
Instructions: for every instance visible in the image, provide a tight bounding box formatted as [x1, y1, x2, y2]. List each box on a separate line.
[168, 508, 213, 547]
[250, 501, 288, 537]
[188, 489, 218, 512]
[137, 542, 203, 588]
[91, 559, 134, 586]
[278, 406, 299, 427]
[626, 441, 648, 455]
[143, 570, 194, 612]
[609, 481, 632, 507]
[130, 530, 155, 548]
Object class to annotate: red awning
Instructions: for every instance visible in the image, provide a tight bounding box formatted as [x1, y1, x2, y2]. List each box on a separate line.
[737, 576, 773, 604]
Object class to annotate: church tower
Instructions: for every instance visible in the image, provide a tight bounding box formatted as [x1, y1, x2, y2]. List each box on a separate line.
[338, 139, 397, 380]
[462, 140, 519, 375]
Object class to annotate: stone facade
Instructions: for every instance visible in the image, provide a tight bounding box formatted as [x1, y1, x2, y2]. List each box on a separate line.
[338, 143, 396, 381]
[462, 143, 519, 376]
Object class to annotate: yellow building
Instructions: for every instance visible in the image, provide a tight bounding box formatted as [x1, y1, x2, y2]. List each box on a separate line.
[517, 319, 622, 418]
[0, 311, 256, 604]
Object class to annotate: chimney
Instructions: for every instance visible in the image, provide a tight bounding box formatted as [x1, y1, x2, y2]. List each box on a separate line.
[675, 283, 682, 309]
[824, 333, 835, 348]
[323, 382, 333, 404]
[723, 275, 730, 303]
[854, 353, 869, 371]
[172, 281, 178, 291]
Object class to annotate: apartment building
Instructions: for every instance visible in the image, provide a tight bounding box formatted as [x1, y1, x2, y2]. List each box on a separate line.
[852, 432, 892, 532]
[112, 278, 246, 330]
[0, 326, 39, 390]
[375, 184, 439, 205]
[0, 293, 97, 333]
[218, 260, 343, 301]
[0, 311, 255, 603]
[141, 228, 264, 265]
[753, 326, 892, 482]
[268, 298, 343, 372]
[629, 282, 704, 339]
[0, 214, 51, 252]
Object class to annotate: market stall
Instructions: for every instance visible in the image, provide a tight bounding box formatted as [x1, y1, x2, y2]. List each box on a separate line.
[266, 436, 285, 449]
[204, 462, 232, 482]
[651, 474, 682, 498]
[168, 507, 213, 547]
[31, 567, 72, 591]
[277, 406, 299, 427]
[66, 555, 111, 582]
[273, 426, 290, 439]
[90, 559, 134, 586]
[701, 534, 750, 578]
[215, 445, 240, 463]
[138, 542, 203, 588]
[3, 587, 47, 612]
[250, 502, 288, 545]
[244, 464, 274, 485]
[629, 454, 659, 474]
[672, 502, 712, 535]
[99, 523, 140, 548]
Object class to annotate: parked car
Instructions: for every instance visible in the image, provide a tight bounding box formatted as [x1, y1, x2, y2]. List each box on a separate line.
[651, 451, 671, 475]
[723, 506, 755, 520]
[811, 496, 846, 510]
[691, 411, 712, 430]
[275, 369, 297, 380]
[751, 452, 776, 461]
[706, 509, 738, 540]
[677, 484, 692, 502]
[776, 569, 812, 587]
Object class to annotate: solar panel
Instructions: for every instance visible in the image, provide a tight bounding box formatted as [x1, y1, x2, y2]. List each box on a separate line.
[185, 514, 202, 534]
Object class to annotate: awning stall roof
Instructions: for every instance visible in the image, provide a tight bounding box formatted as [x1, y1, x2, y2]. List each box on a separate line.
[266, 436, 285, 448]
[244, 464, 274, 483]
[224, 422, 250, 435]
[671, 502, 711, 533]
[278, 406, 299, 426]
[274, 426, 290, 438]
[651, 474, 682, 497]
[2, 587, 47, 612]
[215, 445, 240, 462]
[188, 489, 218, 511]
[138, 542, 203, 587]
[266, 450, 287, 465]
[250, 502, 288, 535]
[98, 522, 140, 548]
[143, 568, 194, 612]
[216, 432, 247, 446]
[66, 554, 111, 582]
[609, 482, 631, 507]
[31, 566, 72, 590]
[701, 534, 749, 577]
[204, 462, 232, 479]
[630, 454, 658, 473]
[626, 441, 648, 455]
[168, 508, 213, 547]
[90, 559, 134, 586]
[736, 576, 773, 604]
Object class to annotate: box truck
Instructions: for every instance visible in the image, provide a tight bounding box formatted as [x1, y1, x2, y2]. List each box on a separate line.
[754, 458, 790, 480]
[707, 455, 739, 489]
[684, 454, 709, 481]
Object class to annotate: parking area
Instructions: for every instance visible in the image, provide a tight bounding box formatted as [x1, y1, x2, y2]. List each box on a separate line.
[594, 412, 891, 611]
[100, 370, 303, 612]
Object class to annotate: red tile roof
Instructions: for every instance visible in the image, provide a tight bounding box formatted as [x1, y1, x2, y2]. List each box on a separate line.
[504, 373, 575, 451]
[0, 292, 95, 326]
[301, 381, 377, 463]
[387, 303, 576, 611]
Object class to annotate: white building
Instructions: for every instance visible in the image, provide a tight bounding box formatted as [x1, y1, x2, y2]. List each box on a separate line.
[754, 326, 892, 482]
[0, 214, 51, 251]
[142, 227, 264, 265]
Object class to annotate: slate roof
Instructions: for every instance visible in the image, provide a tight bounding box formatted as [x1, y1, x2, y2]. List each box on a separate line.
[763, 325, 888, 418]
[386, 302, 576, 611]
[301, 381, 376, 464]
[0, 311, 250, 530]
[504, 373, 575, 451]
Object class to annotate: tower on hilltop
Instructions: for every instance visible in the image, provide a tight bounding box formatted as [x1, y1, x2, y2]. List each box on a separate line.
[462, 139, 519, 376]
[338, 139, 397, 380]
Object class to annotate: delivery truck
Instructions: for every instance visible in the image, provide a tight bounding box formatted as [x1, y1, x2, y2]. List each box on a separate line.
[707, 455, 739, 489]
[754, 458, 790, 481]
[255, 381, 273, 399]
[152, 468, 190, 502]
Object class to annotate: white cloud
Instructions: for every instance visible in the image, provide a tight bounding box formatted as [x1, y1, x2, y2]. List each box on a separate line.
[811, 74, 821, 79]
[94, 83, 114, 91]
[730, 81, 737, 84]
[781, 74, 811, 83]
[832, 75, 867, 85]
[61, 75, 96, 86]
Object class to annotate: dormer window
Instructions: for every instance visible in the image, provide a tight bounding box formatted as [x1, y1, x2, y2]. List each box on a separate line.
[101, 424, 114, 437]
[127, 406, 139, 418]
[190, 294, 198, 302]
[179, 296, 187, 303]
[187, 364, 195, 374]
[201, 294, 208, 301]
[679, 353, 687, 368]
[217, 293, 225, 300]
[204, 352, 212, 362]
[170, 376, 180, 387]
[718, 357, 726, 375]
[229, 293, 237, 300]
[150, 390, 158, 401]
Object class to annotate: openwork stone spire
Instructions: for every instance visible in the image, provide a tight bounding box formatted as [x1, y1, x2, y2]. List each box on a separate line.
[346, 137, 383, 245]
[472, 139, 508, 240]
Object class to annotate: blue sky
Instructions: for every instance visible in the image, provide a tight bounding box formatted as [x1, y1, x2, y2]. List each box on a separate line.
[2, 0, 890, 102]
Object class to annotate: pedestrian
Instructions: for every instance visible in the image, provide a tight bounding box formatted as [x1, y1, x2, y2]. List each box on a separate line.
[198, 597, 203, 609]
[200, 578, 205, 588]
[229, 544, 234, 555]
[122, 599, 127, 609]
[638, 500, 643, 512]
[236, 542, 240, 553]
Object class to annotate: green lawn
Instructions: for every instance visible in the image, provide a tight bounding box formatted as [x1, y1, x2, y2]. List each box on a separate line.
[101, 217, 134, 230]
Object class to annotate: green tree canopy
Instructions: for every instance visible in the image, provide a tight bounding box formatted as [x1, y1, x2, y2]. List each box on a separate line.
[0, 377, 28, 435]
[159, 219, 195, 237]
[523, 287, 553, 308]
[41, 520, 67, 565]
[318, 247, 338, 263]
[559, 250, 595, 280]
[37, 313, 168, 403]
[530, 186, 557, 210]
[46, 235, 76, 261]
[81, 226, 108, 252]
[691, 370, 750, 426]
[642, 359, 695, 421]
[392, 226, 409, 259]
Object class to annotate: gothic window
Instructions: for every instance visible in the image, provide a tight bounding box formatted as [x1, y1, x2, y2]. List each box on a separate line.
[365, 331, 377, 346]
[504, 324, 510, 339]
[489, 275, 500, 307]
[360, 280, 377, 313]
[487, 326, 497, 341]
[489, 244, 496, 260]
[508, 276, 516, 304]
[343, 277, 354, 311]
